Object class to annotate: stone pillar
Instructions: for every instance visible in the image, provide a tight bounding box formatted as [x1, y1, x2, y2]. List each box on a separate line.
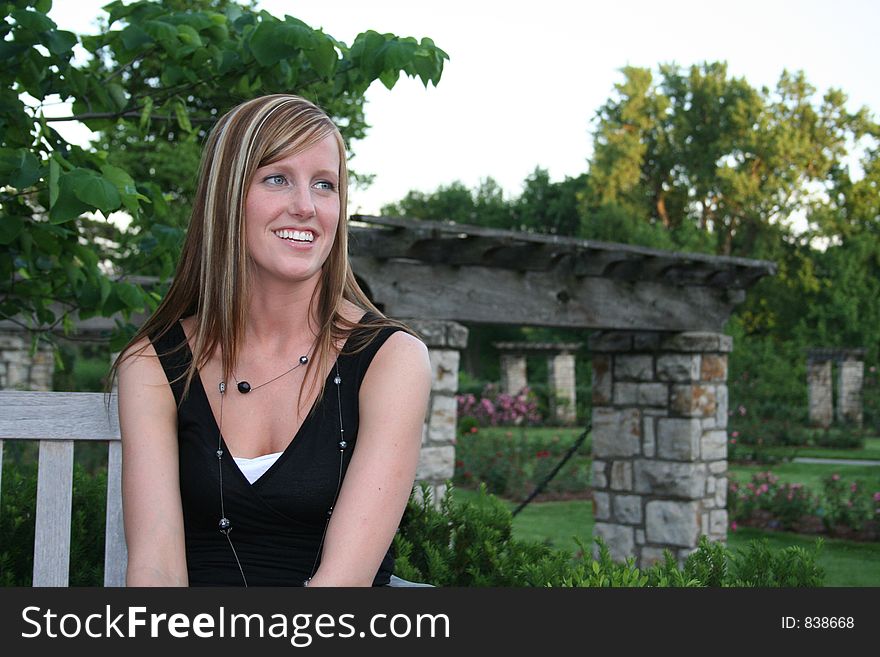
[548, 351, 577, 425]
[405, 318, 468, 506]
[0, 331, 54, 391]
[589, 330, 731, 568]
[499, 352, 527, 395]
[807, 358, 833, 429]
[837, 357, 864, 427]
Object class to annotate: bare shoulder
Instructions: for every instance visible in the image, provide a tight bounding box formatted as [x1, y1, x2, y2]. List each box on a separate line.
[363, 330, 431, 385]
[116, 335, 175, 408]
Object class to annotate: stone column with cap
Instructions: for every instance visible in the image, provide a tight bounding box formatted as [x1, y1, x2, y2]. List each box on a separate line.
[589, 330, 731, 568]
[548, 350, 577, 425]
[500, 352, 528, 396]
[807, 356, 833, 429]
[837, 354, 864, 427]
[405, 318, 468, 506]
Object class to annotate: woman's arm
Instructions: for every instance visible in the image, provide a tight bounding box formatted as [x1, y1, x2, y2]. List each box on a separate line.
[117, 337, 189, 586]
[307, 331, 432, 586]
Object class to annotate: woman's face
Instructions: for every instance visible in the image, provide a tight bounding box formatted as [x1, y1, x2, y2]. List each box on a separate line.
[244, 133, 341, 288]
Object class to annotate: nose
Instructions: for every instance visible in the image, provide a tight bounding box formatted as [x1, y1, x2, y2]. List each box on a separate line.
[288, 185, 316, 217]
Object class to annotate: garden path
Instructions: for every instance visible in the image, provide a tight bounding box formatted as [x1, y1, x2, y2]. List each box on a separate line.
[792, 457, 880, 466]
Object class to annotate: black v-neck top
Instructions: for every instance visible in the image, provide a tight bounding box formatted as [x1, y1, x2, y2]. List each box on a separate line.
[150, 312, 401, 586]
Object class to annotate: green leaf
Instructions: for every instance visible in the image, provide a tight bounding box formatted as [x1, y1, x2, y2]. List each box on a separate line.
[99, 275, 112, 306]
[120, 24, 152, 51]
[5, 149, 41, 188]
[0, 41, 30, 60]
[100, 164, 137, 194]
[306, 33, 337, 78]
[379, 68, 399, 90]
[52, 168, 122, 221]
[139, 96, 153, 131]
[72, 171, 121, 215]
[217, 49, 240, 74]
[114, 281, 144, 311]
[107, 83, 127, 110]
[0, 215, 24, 245]
[48, 157, 60, 207]
[10, 154, 41, 189]
[143, 19, 178, 50]
[173, 100, 193, 134]
[45, 30, 77, 56]
[248, 21, 282, 66]
[176, 24, 202, 48]
[101, 163, 144, 214]
[11, 9, 57, 34]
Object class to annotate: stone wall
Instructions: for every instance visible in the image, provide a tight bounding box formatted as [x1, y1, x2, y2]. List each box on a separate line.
[406, 319, 468, 505]
[589, 331, 731, 567]
[0, 331, 54, 391]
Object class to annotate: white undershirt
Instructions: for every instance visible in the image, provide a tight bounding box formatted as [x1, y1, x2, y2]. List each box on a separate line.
[233, 451, 283, 484]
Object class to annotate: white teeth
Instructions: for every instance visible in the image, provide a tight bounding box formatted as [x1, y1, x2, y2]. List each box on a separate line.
[274, 229, 314, 242]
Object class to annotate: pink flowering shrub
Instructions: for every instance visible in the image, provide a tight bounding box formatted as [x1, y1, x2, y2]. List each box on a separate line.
[821, 474, 876, 531]
[728, 472, 818, 530]
[729, 471, 879, 535]
[456, 383, 543, 427]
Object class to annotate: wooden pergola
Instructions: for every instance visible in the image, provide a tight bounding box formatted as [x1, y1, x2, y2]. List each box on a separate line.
[348, 215, 773, 331]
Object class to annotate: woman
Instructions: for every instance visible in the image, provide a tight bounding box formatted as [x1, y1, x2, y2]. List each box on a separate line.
[114, 94, 432, 586]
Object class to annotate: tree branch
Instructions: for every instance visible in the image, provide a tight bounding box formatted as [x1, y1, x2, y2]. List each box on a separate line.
[45, 111, 216, 124]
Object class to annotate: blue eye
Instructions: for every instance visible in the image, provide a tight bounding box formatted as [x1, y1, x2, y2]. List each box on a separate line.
[264, 174, 287, 186]
[314, 181, 336, 191]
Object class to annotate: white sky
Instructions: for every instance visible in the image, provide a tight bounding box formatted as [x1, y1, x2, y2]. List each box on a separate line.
[49, 0, 880, 215]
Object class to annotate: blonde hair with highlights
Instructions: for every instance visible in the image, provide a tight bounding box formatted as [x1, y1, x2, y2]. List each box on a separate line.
[112, 94, 412, 409]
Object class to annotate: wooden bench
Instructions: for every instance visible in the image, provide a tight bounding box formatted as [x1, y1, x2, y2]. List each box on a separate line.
[0, 390, 126, 586]
[0, 390, 431, 587]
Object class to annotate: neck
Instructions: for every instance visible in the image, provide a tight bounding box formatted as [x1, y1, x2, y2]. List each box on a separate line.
[242, 272, 325, 356]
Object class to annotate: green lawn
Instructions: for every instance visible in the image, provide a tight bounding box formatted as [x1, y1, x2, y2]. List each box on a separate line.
[730, 461, 880, 491]
[451, 486, 880, 587]
[758, 437, 880, 462]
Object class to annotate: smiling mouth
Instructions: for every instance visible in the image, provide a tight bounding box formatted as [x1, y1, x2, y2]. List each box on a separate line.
[273, 229, 315, 243]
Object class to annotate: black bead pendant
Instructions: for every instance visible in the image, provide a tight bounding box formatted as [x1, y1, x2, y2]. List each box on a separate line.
[219, 517, 232, 533]
[299, 355, 309, 365]
[237, 381, 251, 394]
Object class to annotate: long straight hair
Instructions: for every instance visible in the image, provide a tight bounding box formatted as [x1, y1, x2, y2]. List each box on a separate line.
[112, 94, 413, 409]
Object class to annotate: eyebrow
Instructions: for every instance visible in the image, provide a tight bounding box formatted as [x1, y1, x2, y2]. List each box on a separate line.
[256, 164, 339, 179]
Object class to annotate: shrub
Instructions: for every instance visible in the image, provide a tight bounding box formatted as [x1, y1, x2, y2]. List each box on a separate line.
[456, 383, 542, 427]
[728, 472, 819, 530]
[821, 474, 875, 532]
[395, 485, 825, 587]
[0, 460, 106, 586]
[811, 428, 865, 450]
[453, 427, 591, 499]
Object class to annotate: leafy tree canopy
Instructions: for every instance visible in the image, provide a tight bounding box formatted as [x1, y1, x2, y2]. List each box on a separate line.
[1, 0, 447, 348]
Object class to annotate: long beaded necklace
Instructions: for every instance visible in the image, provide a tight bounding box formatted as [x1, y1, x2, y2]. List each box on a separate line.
[215, 355, 348, 587]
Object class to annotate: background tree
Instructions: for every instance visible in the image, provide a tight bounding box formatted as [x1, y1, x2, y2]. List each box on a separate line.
[0, 0, 447, 349]
[380, 62, 879, 423]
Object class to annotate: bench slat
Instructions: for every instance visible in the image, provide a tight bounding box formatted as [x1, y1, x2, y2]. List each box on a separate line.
[103, 440, 127, 586]
[0, 439, 4, 513]
[0, 391, 120, 441]
[33, 439, 75, 586]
